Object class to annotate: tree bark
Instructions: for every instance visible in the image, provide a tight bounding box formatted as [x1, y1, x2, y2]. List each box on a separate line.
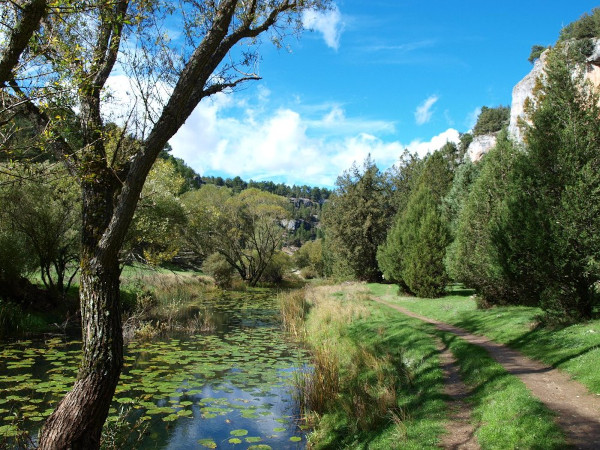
[39, 173, 123, 449]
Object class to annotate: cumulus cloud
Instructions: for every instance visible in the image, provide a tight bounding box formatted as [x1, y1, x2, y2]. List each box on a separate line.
[404, 128, 460, 158]
[302, 5, 344, 50]
[415, 95, 439, 125]
[168, 92, 459, 187]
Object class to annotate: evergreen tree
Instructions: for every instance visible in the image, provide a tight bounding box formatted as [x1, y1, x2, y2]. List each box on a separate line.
[506, 46, 600, 320]
[401, 187, 450, 297]
[472, 106, 510, 136]
[378, 150, 452, 296]
[322, 156, 390, 281]
[442, 158, 480, 238]
[445, 132, 533, 305]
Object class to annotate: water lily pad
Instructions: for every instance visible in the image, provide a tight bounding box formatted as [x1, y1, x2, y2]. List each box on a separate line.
[229, 438, 242, 444]
[0, 424, 19, 437]
[273, 427, 286, 432]
[162, 413, 179, 422]
[197, 438, 217, 448]
[290, 436, 302, 442]
[245, 436, 262, 443]
[230, 429, 248, 436]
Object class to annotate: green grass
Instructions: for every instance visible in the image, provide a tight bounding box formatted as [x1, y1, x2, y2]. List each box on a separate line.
[295, 284, 447, 449]
[368, 283, 600, 394]
[290, 283, 569, 448]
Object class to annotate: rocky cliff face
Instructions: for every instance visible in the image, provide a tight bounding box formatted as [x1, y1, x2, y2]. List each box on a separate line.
[509, 38, 600, 143]
[467, 133, 498, 162]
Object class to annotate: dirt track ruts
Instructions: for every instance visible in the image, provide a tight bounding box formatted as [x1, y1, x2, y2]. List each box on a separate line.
[436, 337, 479, 449]
[374, 298, 600, 450]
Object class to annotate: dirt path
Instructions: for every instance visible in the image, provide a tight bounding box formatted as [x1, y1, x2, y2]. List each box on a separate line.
[373, 298, 600, 450]
[436, 338, 480, 449]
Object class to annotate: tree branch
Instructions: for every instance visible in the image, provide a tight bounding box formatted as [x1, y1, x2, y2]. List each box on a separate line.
[91, 0, 129, 92]
[0, 0, 48, 85]
[7, 79, 78, 173]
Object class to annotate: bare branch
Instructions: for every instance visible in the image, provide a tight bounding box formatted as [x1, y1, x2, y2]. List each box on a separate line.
[0, 0, 48, 85]
[201, 75, 262, 97]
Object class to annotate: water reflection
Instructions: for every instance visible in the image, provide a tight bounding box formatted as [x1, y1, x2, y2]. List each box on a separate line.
[0, 291, 309, 449]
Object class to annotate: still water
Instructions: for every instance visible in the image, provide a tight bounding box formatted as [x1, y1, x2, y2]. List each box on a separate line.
[0, 291, 310, 449]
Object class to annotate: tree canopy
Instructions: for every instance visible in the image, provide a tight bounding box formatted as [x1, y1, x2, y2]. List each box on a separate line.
[322, 156, 390, 282]
[472, 106, 511, 136]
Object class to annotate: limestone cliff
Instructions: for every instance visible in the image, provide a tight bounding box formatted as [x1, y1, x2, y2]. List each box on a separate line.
[467, 133, 498, 162]
[509, 38, 600, 142]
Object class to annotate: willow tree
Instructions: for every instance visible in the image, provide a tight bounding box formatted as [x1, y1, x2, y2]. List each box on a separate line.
[183, 187, 290, 285]
[0, 0, 330, 447]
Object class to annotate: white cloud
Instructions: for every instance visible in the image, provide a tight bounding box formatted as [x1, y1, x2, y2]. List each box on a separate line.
[302, 5, 344, 50]
[168, 92, 460, 187]
[415, 95, 439, 125]
[404, 128, 460, 158]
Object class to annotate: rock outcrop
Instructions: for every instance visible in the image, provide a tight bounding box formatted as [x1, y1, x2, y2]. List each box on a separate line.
[509, 38, 600, 143]
[467, 133, 498, 162]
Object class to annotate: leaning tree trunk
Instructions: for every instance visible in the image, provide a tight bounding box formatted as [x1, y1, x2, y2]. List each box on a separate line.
[38, 174, 124, 449]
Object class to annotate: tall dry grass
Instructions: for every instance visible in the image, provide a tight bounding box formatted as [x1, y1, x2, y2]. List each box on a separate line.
[282, 283, 411, 436]
[121, 271, 220, 342]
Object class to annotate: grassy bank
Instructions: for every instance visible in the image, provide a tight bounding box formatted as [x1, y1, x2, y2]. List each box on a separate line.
[368, 283, 600, 394]
[282, 283, 447, 449]
[285, 283, 567, 449]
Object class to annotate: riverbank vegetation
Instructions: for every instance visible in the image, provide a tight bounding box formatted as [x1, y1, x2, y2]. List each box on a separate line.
[281, 283, 447, 449]
[281, 283, 568, 448]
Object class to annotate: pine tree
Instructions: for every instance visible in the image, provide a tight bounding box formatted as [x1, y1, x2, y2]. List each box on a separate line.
[322, 156, 390, 281]
[378, 150, 452, 297]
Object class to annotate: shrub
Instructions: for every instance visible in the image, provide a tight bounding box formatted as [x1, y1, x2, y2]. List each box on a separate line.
[259, 251, 291, 284]
[202, 253, 235, 288]
[528, 45, 547, 64]
[472, 105, 510, 136]
[300, 266, 318, 279]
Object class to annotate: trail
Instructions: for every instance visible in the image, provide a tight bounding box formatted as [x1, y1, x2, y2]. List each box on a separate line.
[373, 297, 600, 450]
[435, 338, 479, 449]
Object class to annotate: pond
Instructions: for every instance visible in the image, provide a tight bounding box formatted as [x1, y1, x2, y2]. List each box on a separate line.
[0, 291, 310, 449]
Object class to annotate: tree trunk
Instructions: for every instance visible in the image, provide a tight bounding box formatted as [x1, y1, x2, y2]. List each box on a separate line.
[576, 278, 594, 320]
[39, 177, 123, 450]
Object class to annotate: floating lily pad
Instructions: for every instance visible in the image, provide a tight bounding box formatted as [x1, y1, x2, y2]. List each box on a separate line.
[162, 413, 179, 422]
[0, 424, 19, 437]
[229, 438, 242, 444]
[197, 438, 217, 448]
[230, 429, 248, 436]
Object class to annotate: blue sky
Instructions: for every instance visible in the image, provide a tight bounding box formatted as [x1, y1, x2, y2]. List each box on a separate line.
[167, 1, 599, 188]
